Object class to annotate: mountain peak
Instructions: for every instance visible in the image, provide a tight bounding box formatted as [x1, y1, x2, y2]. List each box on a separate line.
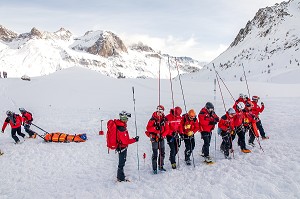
[0, 25, 18, 42]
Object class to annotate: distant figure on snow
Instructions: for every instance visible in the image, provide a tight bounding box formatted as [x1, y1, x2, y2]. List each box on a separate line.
[3, 71, 7, 78]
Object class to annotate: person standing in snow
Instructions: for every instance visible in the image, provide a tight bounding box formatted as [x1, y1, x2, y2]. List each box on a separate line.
[218, 108, 236, 158]
[251, 96, 269, 139]
[181, 109, 199, 165]
[243, 102, 260, 147]
[165, 106, 183, 169]
[110, 111, 139, 182]
[145, 105, 169, 174]
[2, 110, 26, 144]
[19, 108, 36, 138]
[198, 102, 219, 162]
[233, 102, 251, 153]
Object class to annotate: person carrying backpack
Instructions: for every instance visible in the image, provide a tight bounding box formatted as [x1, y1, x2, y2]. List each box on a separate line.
[218, 108, 236, 158]
[181, 109, 199, 165]
[19, 108, 36, 138]
[165, 106, 183, 169]
[107, 111, 139, 182]
[198, 102, 219, 162]
[2, 110, 26, 144]
[145, 105, 169, 174]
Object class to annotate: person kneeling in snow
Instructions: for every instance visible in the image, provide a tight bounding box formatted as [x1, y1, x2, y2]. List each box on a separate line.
[19, 108, 37, 138]
[111, 111, 139, 182]
[2, 110, 26, 144]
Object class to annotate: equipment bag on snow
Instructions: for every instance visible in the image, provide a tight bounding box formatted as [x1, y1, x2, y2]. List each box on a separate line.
[106, 120, 119, 150]
[44, 133, 87, 142]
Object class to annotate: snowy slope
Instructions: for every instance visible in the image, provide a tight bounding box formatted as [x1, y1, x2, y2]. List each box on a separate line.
[190, 0, 300, 83]
[0, 66, 299, 199]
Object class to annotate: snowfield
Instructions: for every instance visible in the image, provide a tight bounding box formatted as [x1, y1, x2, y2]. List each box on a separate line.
[0, 67, 299, 199]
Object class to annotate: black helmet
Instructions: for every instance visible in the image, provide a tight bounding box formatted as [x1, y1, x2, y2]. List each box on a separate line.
[6, 110, 13, 116]
[205, 102, 214, 110]
[19, 108, 26, 113]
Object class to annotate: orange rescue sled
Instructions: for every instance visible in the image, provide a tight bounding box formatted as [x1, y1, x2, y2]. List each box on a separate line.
[44, 132, 87, 142]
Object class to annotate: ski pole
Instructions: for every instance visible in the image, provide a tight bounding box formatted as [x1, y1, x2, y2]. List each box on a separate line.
[31, 123, 50, 134]
[242, 63, 251, 98]
[99, 120, 104, 135]
[132, 87, 140, 173]
[175, 57, 187, 113]
[190, 136, 195, 168]
[256, 137, 264, 152]
[214, 78, 217, 162]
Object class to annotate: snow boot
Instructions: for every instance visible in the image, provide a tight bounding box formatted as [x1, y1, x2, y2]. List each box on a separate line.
[204, 156, 212, 163]
[159, 167, 166, 171]
[171, 163, 177, 169]
[186, 160, 191, 166]
[262, 136, 269, 140]
[153, 170, 158, 174]
[248, 142, 255, 147]
[241, 149, 251, 153]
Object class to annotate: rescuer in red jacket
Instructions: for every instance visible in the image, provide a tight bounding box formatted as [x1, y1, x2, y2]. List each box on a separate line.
[218, 108, 236, 158]
[165, 106, 183, 169]
[113, 111, 139, 182]
[145, 105, 169, 174]
[19, 108, 36, 138]
[2, 110, 26, 144]
[181, 109, 199, 165]
[251, 95, 269, 139]
[243, 102, 260, 147]
[233, 102, 251, 153]
[198, 102, 219, 162]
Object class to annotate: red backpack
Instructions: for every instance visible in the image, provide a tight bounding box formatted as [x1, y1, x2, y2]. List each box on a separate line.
[106, 120, 119, 151]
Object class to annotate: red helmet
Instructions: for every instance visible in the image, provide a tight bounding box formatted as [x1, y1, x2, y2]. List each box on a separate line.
[174, 106, 182, 116]
[157, 105, 165, 112]
[252, 95, 260, 100]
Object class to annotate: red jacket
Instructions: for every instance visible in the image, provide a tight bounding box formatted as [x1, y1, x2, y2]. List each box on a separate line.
[218, 112, 234, 132]
[233, 110, 244, 127]
[146, 112, 169, 138]
[165, 112, 183, 136]
[198, 108, 219, 133]
[243, 109, 259, 137]
[181, 114, 199, 135]
[21, 111, 33, 124]
[2, 114, 22, 131]
[114, 119, 136, 148]
[251, 101, 264, 118]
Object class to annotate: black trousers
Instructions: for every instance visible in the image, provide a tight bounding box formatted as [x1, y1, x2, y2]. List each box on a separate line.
[256, 120, 266, 137]
[201, 132, 211, 157]
[24, 124, 35, 137]
[11, 126, 25, 143]
[248, 126, 256, 144]
[152, 139, 165, 170]
[117, 148, 127, 181]
[236, 125, 246, 150]
[184, 135, 195, 161]
[220, 131, 232, 157]
[167, 135, 180, 164]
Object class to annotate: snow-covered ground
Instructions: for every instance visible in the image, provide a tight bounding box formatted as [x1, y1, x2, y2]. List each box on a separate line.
[0, 67, 299, 199]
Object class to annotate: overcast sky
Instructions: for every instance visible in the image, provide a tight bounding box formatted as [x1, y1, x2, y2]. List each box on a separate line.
[0, 0, 283, 62]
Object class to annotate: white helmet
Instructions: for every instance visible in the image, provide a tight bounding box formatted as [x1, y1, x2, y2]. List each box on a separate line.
[228, 108, 236, 115]
[239, 93, 244, 98]
[237, 102, 245, 110]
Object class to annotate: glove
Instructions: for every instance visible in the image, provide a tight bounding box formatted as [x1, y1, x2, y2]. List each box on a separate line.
[214, 117, 219, 123]
[209, 121, 216, 125]
[261, 102, 264, 106]
[187, 131, 194, 137]
[230, 130, 235, 135]
[134, 136, 139, 142]
[184, 124, 191, 130]
[155, 126, 161, 130]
